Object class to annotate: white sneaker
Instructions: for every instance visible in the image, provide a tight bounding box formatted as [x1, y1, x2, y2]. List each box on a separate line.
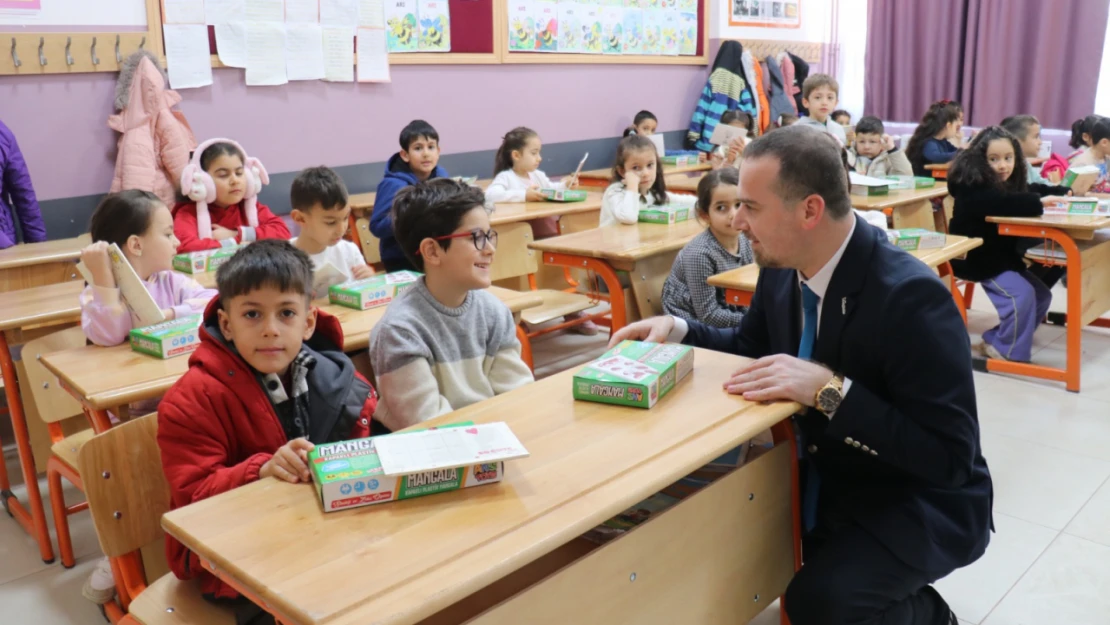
[82, 557, 116, 605]
[976, 341, 1009, 361]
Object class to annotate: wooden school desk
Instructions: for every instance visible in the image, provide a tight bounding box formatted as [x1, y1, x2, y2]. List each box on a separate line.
[981, 215, 1110, 392]
[708, 234, 983, 324]
[162, 348, 802, 625]
[38, 288, 542, 429]
[529, 220, 705, 331]
[577, 162, 711, 189]
[0, 235, 89, 292]
[852, 183, 950, 232]
[0, 280, 85, 562]
[664, 170, 707, 193]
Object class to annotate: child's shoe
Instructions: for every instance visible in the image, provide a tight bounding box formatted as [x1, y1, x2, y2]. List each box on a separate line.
[82, 557, 116, 605]
[565, 311, 599, 335]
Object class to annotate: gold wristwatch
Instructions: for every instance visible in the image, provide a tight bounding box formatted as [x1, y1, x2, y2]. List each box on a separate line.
[814, 374, 845, 416]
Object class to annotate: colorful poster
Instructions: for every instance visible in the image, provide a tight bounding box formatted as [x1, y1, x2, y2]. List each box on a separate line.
[660, 9, 679, 55]
[600, 5, 623, 54]
[659, 0, 675, 8]
[534, 1, 559, 51]
[385, 0, 419, 51]
[509, 0, 535, 51]
[643, 0, 661, 8]
[731, 0, 800, 28]
[417, 0, 450, 51]
[677, 0, 696, 10]
[581, 4, 603, 53]
[558, 1, 583, 52]
[678, 10, 696, 55]
[642, 8, 662, 54]
[623, 0, 641, 6]
[621, 8, 642, 54]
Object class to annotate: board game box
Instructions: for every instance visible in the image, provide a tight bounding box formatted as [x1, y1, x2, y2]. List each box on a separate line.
[573, 340, 694, 408]
[129, 315, 202, 359]
[886, 228, 946, 251]
[328, 270, 422, 310]
[1043, 197, 1104, 215]
[883, 175, 937, 190]
[638, 204, 692, 224]
[540, 188, 588, 202]
[1063, 165, 1100, 195]
[172, 245, 243, 274]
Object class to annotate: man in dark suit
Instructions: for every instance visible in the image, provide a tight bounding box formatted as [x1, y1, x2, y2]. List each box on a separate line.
[611, 126, 992, 625]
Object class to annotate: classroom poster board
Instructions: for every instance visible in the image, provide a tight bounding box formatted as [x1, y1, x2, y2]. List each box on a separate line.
[729, 0, 799, 28]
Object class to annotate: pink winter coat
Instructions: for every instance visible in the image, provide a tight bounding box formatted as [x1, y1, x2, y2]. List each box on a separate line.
[108, 51, 196, 207]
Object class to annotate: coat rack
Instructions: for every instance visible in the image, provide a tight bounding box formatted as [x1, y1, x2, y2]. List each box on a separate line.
[737, 39, 822, 64]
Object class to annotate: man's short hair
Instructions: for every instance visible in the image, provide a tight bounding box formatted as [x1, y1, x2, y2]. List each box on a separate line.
[392, 179, 487, 271]
[854, 116, 885, 136]
[1000, 115, 1040, 141]
[216, 239, 314, 305]
[290, 166, 349, 211]
[399, 119, 439, 151]
[802, 73, 840, 100]
[743, 125, 852, 219]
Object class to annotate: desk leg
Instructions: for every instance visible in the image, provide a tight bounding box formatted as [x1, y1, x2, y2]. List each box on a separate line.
[891, 200, 937, 231]
[725, 288, 754, 308]
[540, 253, 627, 331]
[936, 261, 968, 325]
[770, 418, 802, 625]
[0, 331, 56, 563]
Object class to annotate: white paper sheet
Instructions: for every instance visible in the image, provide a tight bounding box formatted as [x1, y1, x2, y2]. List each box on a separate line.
[162, 24, 214, 89]
[165, 0, 206, 24]
[286, 23, 326, 80]
[321, 0, 359, 26]
[356, 27, 390, 82]
[245, 22, 288, 86]
[359, 0, 386, 27]
[322, 26, 355, 81]
[205, 0, 246, 24]
[245, 0, 285, 22]
[286, 0, 320, 22]
[374, 422, 530, 476]
[215, 22, 248, 67]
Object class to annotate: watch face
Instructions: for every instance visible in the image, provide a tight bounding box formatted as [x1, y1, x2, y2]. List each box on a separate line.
[818, 387, 842, 413]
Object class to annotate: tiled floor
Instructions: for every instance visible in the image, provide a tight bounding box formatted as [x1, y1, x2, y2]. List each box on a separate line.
[5, 286, 1110, 624]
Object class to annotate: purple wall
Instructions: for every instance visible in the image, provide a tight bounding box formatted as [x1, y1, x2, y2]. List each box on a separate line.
[0, 63, 707, 201]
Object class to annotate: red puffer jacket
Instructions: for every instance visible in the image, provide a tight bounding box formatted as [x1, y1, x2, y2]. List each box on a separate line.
[157, 298, 376, 598]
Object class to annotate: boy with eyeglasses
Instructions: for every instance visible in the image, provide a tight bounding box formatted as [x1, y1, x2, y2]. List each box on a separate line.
[369, 179, 533, 430]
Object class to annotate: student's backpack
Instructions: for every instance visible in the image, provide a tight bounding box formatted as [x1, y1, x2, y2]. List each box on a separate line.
[1040, 153, 1070, 184]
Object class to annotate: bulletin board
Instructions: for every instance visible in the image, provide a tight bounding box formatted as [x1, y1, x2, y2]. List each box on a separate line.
[729, 0, 800, 28]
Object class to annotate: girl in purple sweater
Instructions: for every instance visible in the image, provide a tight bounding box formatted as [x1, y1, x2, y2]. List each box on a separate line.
[0, 119, 46, 249]
[80, 190, 216, 347]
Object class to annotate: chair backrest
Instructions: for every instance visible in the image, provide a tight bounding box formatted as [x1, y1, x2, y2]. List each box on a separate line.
[490, 222, 539, 282]
[77, 414, 170, 558]
[22, 326, 87, 424]
[355, 217, 382, 266]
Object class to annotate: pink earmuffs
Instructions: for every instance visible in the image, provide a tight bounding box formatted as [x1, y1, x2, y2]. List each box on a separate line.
[180, 138, 270, 239]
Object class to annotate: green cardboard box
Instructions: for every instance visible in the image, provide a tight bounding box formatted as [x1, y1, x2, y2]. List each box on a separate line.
[886, 228, 946, 251]
[307, 422, 505, 513]
[660, 155, 696, 167]
[1063, 165, 1100, 192]
[1044, 197, 1100, 215]
[172, 246, 243, 274]
[327, 270, 422, 310]
[883, 175, 937, 190]
[638, 205, 692, 225]
[573, 341, 695, 408]
[129, 315, 202, 359]
[540, 188, 589, 202]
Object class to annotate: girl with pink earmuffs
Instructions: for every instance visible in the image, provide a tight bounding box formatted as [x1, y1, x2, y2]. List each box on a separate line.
[172, 138, 290, 253]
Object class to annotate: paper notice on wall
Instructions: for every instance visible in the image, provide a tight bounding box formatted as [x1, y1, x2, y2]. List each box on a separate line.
[600, 5, 623, 54]
[356, 27, 390, 82]
[385, 0, 418, 52]
[286, 22, 326, 80]
[165, 0, 205, 24]
[678, 10, 695, 55]
[163, 24, 213, 89]
[641, 7, 662, 54]
[557, 2, 582, 53]
[507, 0, 534, 51]
[359, 0, 386, 27]
[205, 0, 245, 24]
[581, 4, 603, 54]
[286, 0, 321, 22]
[245, 0, 285, 21]
[417, 0, 450, 51]
[533, 1, 558, 51]
[660, 8, 678, 55]
[215, 22, 248, 67]
[322, 26, 355, 81]
[245, 22, 288, 86]
[321, 0, 359, 27]
[622, 7, 642, 54]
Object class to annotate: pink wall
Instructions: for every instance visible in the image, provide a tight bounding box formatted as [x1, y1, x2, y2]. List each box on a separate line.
[0, 63, 707, 201]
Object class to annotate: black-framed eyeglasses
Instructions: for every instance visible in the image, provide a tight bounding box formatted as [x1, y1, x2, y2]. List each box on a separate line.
[432, 228, 498, 251]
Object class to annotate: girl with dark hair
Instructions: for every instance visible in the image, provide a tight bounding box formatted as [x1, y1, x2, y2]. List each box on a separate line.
[905, 100, 965, 176]
[602, 134, 695, 227]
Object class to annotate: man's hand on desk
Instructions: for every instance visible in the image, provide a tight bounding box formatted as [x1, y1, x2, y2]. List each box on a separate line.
[724, 354, 833, 407]
[607, 316, 676, 348]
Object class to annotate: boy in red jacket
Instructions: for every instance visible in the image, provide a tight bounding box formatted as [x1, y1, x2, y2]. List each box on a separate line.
[157, 239, 377, 606]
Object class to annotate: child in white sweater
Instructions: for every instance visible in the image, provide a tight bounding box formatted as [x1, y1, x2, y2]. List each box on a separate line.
[602, 134, 696, 227]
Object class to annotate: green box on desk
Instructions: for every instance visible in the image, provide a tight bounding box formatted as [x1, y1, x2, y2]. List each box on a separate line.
[660, 155, 696, 167]
[327, 270, 421, 310]
[541, 188, 588, 202]
[1044, 198, 1100, 214]
[638, 205, 692, 225]
[573, 341, 694, 409]
[172, 246, 242, 274]
[883, 175, 937, 190]
[129, 315, 202, 359]
[886, 228, 946, 251]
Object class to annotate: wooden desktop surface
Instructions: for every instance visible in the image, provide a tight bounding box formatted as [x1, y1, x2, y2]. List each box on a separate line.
[850, 183, 949, 210]
[987, 214, 1110, 240]
[489, 192, 603, 226]
[162, 348, 798, 625]
[0, 281, 83, 333]
[578, 162, 710, 181]
[664, 170, 707, 193]
[0, 236, 88, 270]
[529, 220, 704, 264]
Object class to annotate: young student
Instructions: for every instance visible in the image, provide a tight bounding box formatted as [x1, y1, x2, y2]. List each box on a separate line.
[832, 109, 854, 145]
[661, 168, 754, 328]
[78, 189, 217, 607]
[623, 110, 658, 137]
[602, 134, 696, 227]
[369, 179, 533, 431]
[158, 239, 378, 605]
[905, 99, 965, 176]
[1068, 116, 1110, 194]
[485, 127, 598, 335]
[174, 138, 290, 253]
[948, 126, 1070, 362]
[0, 118, 46, 249]
[371, 119, 448, 273]
[289, 166, 374, 285]
[847, 116, 913, 177]
[796, 74, 847, 146]
[1001, 115, 1051, 185]
[710, 110, 751, 170]
[1068, 114, 1102, 162]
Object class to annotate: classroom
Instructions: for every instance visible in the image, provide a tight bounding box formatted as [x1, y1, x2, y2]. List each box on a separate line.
[2, 0, 1110, 623]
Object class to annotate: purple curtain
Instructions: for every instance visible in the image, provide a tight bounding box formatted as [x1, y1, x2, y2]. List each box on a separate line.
[865, 0, 971, 123]
[961, 0, 1109, 129]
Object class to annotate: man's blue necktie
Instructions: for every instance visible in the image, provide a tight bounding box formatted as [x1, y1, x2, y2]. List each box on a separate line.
[799, 283, 821, 532]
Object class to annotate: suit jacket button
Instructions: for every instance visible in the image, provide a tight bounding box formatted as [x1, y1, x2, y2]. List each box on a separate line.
[844, 437, 854, 445]
[853, 441, 861, 448]
[870, 449, 878, 456]
[807, 444, 818, 454]
[861, 445, 870, 452]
